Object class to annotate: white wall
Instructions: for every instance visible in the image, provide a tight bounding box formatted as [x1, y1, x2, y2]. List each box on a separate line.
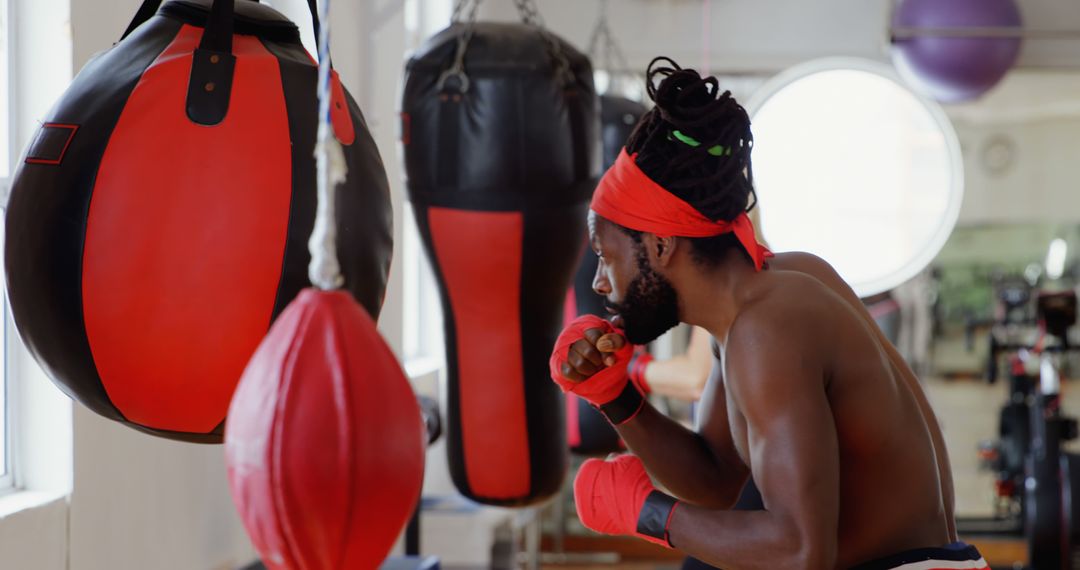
[69, 411, 255, 570]
[476, 0, 892, 74]
[953, 115, 1080, 225]
[0, 493, 68, 570]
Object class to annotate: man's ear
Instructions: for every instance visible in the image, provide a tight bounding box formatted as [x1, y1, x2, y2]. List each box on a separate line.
[644, 233, 678, 268]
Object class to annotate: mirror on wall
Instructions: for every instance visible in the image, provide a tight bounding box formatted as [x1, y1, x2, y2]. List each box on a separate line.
[929, 223, 1080, 378]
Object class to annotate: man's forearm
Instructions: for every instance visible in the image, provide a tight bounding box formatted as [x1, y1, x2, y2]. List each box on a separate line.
[669, 503, 835, 570]
[616, 404, 747, 508]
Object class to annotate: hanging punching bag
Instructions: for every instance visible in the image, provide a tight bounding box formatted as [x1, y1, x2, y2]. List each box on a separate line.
[401, 7, 599, 506]
[4, 0, 392, 443]
[566, 94, 647, 456]
[226, 290, 425, 570]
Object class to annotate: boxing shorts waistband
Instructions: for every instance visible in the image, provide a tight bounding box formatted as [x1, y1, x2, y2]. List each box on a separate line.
[849, 542, 987, 570]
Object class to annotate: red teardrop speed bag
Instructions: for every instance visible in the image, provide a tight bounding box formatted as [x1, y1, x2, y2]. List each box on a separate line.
[4, 0, 392, 443]
[225, 289, 425, 570]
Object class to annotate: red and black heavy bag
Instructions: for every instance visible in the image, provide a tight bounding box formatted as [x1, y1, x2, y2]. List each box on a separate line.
[566, 94, 647, 456]
[4, 0, 392, 443]
[401, 20, 599, 505]
[225, 289, 425, 570]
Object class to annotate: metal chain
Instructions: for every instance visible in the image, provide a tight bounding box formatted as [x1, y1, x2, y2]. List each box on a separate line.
[585, 0, 608, 64]
[439, 0, 483, 92]
[512, 0, 542, 26]
[586, 0, 636, 95]
[513, 0, 574, 87]
[441, 0, 575, 91]
[450, 0, 479, 23]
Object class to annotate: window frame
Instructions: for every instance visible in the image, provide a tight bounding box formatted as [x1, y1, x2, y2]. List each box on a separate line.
[400, 0, 451, 376]
[401, 202, 445, 372]
[0, 0, 17, 494]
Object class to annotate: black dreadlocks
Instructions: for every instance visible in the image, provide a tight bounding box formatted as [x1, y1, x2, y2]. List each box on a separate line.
[619, 57, 757, 267]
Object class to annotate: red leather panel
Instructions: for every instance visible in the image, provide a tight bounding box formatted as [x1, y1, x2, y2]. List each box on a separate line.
[429, 207, 531, 499]
[84, 25, 292, 432]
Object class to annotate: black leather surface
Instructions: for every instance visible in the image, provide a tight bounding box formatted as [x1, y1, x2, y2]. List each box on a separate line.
[600, 94, 648, 173]
[570, 94, 647, 456]
[5, 3, 391, 442]
[5, 17, 184, 428]
[403, 22, 598, 505]
[260, 37, 393, 325]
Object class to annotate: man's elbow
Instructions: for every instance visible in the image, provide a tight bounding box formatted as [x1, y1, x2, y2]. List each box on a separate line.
[773, 519, 836, 569]
[786, 534, 836, 569]
[794, 543, 836, 569]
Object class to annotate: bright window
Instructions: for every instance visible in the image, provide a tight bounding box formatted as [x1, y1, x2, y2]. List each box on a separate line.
[402, 0, 451, 371]
[748, 58, 964, 298]
[0, 0, 12, 492]
[402, 203, 444, 366]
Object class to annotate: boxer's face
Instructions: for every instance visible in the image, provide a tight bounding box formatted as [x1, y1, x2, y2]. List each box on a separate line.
[589, 212, 680, 345]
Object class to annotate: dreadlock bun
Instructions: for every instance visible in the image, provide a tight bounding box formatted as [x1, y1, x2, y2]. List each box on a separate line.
[625, 57, 755, 223]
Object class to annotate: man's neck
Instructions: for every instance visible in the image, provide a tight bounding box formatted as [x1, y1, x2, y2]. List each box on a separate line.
[676, 248, 760, 345]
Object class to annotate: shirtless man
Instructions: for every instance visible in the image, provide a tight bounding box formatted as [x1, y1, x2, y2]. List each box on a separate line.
[549, 58, 982, 569]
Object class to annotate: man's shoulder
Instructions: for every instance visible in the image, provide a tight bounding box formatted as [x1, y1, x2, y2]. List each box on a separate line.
[739, 268, 837, 325]
[769, 251, 833, 274]
[722, 280, 834, 392]
[769, 252, 859, 304]
[725, 297, 821, 366]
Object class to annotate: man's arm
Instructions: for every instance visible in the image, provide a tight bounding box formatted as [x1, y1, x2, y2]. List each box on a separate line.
[640, 326, 713, 402]
[617, 353, 749, 508]
[666, 313, 840, 569]
[553, 318, 748, 508]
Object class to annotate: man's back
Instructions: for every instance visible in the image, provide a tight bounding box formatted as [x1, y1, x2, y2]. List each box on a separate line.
[720, 252, 953, 567]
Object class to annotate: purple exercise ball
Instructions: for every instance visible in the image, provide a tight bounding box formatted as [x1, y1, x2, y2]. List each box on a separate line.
[892, 0, 1022, 102]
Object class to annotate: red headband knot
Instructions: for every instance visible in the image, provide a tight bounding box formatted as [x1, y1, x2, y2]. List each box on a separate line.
[590, 148, 773, 271]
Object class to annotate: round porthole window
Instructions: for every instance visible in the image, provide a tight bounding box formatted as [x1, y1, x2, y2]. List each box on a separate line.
[747, 58, 964, 297]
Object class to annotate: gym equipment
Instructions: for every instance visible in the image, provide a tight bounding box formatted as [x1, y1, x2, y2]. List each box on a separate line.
[959, 287, 1080, 569]
[890, 0, 1022, 102]
[4, 0, 392, 442]
[226, 26, 423, 567]
[401, 0, 598, 506]
[1038, 291, 1077, 346]
[1025, 350, 1080, 569]
[225, 291, 425, 570]
[963, 275, 1031, 383]
[599, 96, 648, 171]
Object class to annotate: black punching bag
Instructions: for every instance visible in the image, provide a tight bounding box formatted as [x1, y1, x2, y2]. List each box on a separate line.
[4, 0, 392, 443]
[566, 94, 648, 456]
[402, 18, 598, 505]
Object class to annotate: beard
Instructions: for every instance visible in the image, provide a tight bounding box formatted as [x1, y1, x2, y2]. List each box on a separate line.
[607, 250, 680, 345]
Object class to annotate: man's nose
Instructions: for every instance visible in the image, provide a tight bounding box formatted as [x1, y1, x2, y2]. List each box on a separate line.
[592, 262, 610, 297]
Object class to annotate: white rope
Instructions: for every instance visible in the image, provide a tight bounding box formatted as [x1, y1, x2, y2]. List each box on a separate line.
[309, 0, 347, 290]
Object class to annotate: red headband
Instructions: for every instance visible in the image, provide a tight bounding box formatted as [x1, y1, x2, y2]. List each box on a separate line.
[590, 148, 773, 271]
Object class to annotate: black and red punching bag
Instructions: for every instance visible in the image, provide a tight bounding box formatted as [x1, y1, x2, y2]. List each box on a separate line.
[4, 0, 392, 443]
[401, 10, 599, 505]
[566, 94, 647, 456]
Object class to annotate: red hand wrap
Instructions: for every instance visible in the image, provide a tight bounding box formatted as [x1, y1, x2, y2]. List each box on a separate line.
[573, 454, 678, 548]
[549, 314, 635, 406]
[628, 350, 653, 396]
